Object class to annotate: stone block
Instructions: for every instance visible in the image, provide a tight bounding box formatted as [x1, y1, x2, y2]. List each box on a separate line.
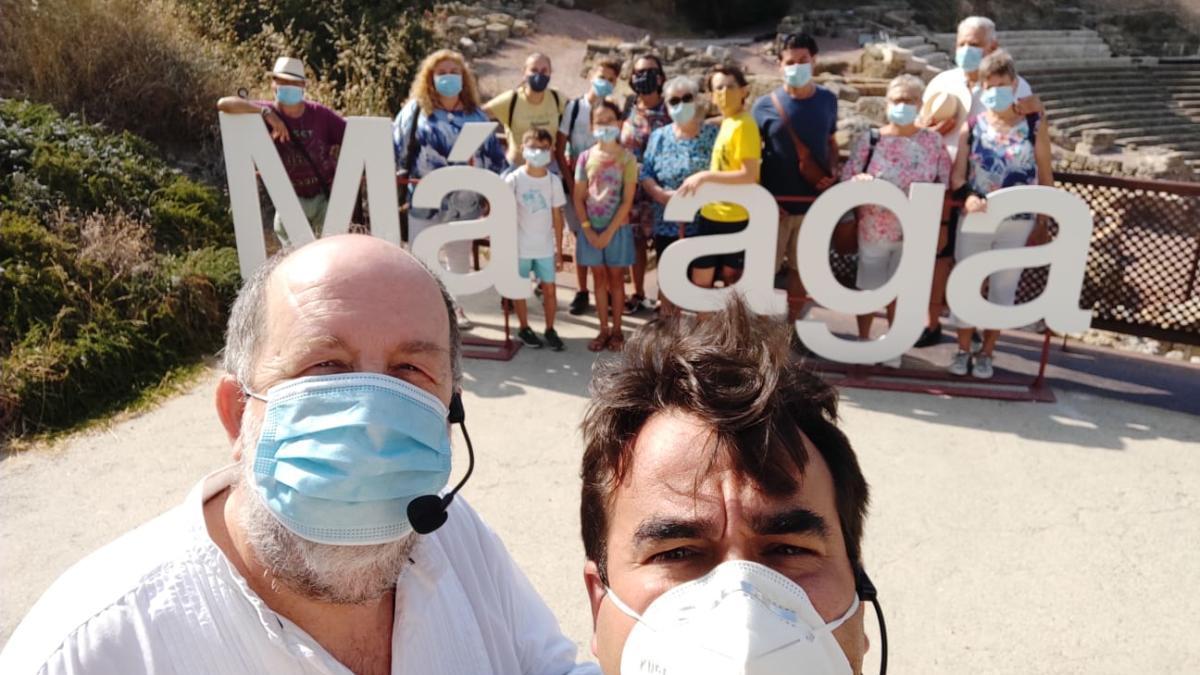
[1079, 129, 1116, 153]
[486, 23, 510, 43]
[855, 96, 888, 124]
[706, 45, 732, 61]
[486, 13, 514, 26]
[466, 17, 487, 29]
[458, 36, 478, 57]
[512, 19, 532, 37]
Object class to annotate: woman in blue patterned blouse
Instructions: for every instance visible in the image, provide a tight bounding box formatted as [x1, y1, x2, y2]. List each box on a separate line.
[394, 49, 509, 330]
[639, 76, 719, 313]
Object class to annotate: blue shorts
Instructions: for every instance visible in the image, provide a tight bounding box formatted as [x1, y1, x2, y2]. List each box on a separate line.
[518, 256, 556, 283]
[576, 223, 635, 268]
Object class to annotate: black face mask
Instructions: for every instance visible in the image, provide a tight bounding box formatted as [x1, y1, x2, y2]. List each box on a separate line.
[631, 69, 662, 96]
[526, 72, 551, 93]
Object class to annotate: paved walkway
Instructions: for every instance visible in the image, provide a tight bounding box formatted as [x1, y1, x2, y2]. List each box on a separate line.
[2, 285, 1197, 673]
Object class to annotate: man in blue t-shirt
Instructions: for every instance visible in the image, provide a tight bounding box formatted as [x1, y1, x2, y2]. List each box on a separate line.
[752, 33, 839, 323]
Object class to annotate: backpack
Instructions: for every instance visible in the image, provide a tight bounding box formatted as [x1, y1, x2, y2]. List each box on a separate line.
[507, 88, 562, 132]
[862, 128, 881, 174]
[566, 97, 583, 141]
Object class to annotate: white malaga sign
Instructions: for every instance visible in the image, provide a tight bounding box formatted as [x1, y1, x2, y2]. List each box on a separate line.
[219, 114, 1095, 364]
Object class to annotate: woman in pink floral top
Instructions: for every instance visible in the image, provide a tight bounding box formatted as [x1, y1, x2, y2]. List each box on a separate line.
[841, 74, 952, 358]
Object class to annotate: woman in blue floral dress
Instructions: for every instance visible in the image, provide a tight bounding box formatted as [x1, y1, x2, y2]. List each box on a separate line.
[394, 49, 509, 329]
[639, 76, 718, 313]
[948, 50, 1054, 380]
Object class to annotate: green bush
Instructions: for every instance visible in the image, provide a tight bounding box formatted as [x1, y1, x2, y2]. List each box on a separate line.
[0, 101, 239, 439]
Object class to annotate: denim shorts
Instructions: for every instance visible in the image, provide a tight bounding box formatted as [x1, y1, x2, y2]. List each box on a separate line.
[576, 222, 635, 268]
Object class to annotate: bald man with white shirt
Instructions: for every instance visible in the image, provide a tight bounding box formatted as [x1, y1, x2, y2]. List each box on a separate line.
[1, 235, 598, 675]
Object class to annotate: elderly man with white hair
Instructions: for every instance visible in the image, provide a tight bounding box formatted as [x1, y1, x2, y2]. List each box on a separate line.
[922, 16, 1042, 159]
[0, 235, 599, 675]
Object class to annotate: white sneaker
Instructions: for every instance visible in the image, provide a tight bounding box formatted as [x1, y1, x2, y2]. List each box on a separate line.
[973, 354, 994, 379]
[948, 350, 971, 376]
[455, 306, 474, 331]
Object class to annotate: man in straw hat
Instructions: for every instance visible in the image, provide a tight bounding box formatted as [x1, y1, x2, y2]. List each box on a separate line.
[921, 16, 1042, 160]
[218, 57, 347, 245]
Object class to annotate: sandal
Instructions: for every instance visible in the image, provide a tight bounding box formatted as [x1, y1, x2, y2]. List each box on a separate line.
[588, 331, 611, 352]
[607, 331, 625, 352]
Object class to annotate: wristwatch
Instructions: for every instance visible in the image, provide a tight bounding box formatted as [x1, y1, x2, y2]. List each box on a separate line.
[261, 106, 273, 118]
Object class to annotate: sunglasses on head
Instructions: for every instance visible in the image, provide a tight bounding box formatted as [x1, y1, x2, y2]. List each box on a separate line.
[667, 94, 695, 106]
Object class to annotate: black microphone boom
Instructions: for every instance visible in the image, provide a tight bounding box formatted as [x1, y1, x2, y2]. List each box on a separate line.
[408, 393, 474, 535]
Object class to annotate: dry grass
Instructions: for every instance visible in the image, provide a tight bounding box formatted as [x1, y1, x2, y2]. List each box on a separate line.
[0, 0, 253, 144]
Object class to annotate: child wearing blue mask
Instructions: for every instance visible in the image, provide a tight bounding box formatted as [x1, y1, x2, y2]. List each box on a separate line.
[505, 128, 568, 351]
[573, 100, 638, 352]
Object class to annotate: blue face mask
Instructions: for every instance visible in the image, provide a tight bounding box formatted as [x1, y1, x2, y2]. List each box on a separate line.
[887, 102, 919, 125]
[593, 125, 620, 143]
[783, 63, 812, 88]
[668, 101, 696, 125]
[956, 45, 984, 72]
[434, 73, 463, 98]
[523, 147, 551, 168]
[592, 77, 614, 98]
[981, 85, 1015, 112]
[245, 373, 453, 545]
[275, 84, 304, 106]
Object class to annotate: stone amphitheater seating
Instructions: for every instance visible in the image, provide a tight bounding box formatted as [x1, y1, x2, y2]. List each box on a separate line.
[1023, 59, 1200, 173]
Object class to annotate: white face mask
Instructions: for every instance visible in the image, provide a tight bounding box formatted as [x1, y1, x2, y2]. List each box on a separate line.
[608, 560, 860, 675]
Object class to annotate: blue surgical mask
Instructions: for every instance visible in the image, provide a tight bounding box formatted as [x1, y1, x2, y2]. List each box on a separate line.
[956, 45, 984, 72]
[669, 101, 696, 125]
[887, 102, 918, 125]
[434, 73, 463, 98]
[981, 85, 1015, 112]
[592, 77, 614, 98]
[593, 125, 620, 143]
[783, 63, 812, 88]
[245, 373, 453, 546]
[523, 147, 551, 168]
[275, 84, 304, 106]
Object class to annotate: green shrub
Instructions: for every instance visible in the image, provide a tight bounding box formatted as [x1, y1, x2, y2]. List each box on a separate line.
[0, 99, 231, 250]
[0, 102, 240, 439]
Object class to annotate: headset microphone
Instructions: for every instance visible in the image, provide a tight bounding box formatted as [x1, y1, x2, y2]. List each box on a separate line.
[407, 392, 474, 535]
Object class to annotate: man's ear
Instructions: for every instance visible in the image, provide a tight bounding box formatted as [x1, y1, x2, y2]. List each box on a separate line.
[584, 560, 606, 658]
[215, 375, 247, 456]
[584, 559, 607, 627]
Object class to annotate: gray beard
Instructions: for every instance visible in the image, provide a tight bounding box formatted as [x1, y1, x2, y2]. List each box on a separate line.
[233, 414, 418, 605]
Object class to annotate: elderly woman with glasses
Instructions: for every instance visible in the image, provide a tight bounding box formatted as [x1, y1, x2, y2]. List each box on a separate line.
[638, 76, 720, 313]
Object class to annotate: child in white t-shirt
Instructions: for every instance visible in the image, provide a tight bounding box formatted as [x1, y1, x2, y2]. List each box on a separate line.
[504, 128, 567, 350]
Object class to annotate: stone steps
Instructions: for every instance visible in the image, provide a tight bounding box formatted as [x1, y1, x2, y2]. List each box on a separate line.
[1005, 45, 1113, 61]
[1052, 104, 1194, 125]
[1041, 91, 1200, 110]
[1016, 56, 1135, 71]
[930, 29, 1102, 52]
[1061, 119, 1200, 138]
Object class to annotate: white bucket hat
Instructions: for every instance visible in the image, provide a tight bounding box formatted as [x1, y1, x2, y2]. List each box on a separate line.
[270, 57, 306, 83]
